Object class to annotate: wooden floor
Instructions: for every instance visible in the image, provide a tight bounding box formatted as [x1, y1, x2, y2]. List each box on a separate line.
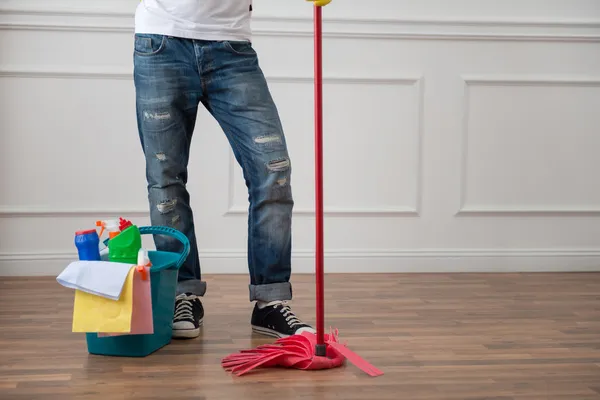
[1, 273, 600, 400]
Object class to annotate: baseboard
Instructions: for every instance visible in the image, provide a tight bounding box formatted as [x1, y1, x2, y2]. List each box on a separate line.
[1, 249, 599, 276]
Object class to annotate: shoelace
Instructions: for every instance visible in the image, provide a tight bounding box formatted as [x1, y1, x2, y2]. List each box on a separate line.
[174, 294, 195, 322]
[274, 302, 303, 328]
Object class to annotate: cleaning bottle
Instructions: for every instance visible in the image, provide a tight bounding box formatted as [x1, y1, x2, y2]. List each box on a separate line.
[136, 248, 152, 280]
[74, 229, 101, 261]
[96, 220, 120, 240]
[108, 222, 142, 264]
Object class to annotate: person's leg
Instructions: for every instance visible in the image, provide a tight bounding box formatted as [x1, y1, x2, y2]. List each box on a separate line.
[200, 39, 314, 338]
[133, 34, 206, 338]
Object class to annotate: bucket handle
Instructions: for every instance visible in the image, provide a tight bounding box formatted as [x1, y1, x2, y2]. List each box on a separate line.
[139, 226, 190, 270]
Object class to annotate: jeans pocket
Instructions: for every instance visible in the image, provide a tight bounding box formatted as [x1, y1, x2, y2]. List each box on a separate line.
[134, 34, 167, 56]
[222, 40, 256, 56]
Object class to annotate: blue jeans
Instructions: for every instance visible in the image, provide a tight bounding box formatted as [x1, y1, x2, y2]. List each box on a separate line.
[133, 34, 293, 302]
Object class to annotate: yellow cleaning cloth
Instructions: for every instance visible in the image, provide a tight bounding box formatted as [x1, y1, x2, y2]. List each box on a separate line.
[72, 266, 135, 333]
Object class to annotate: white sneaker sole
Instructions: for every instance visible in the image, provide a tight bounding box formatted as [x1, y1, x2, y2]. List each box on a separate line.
[172, 318, 203, 339]
[251, 325, 290, 339]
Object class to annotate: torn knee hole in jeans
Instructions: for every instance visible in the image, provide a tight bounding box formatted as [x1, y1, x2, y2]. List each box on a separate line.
[267, 158, 290, 173]
[254, 134, 285, 152]
[254, 135, 282, 145]
[144, 111, 171, 120]
[155, 152, 167, 161]
[157, 199, 177, 214]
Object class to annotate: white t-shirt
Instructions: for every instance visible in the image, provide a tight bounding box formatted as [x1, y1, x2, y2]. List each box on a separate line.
[135, 0, 253, 41]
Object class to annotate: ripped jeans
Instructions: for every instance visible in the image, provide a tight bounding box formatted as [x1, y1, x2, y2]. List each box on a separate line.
[133, 34, 293, 302]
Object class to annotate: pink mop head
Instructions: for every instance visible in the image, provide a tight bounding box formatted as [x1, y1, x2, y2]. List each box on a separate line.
[222, 329, 383, 376]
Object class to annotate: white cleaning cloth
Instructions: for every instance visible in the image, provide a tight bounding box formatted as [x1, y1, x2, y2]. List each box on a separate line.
[56, 260, 135, 300]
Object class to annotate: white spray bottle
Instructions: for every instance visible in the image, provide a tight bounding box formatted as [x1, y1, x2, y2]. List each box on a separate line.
[96, 219, 120, 259]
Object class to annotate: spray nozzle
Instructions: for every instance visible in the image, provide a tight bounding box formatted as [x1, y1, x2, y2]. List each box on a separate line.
[95, 219, 120, 239]
[119, 217, 133, 231]
[136, 249, 151, 280]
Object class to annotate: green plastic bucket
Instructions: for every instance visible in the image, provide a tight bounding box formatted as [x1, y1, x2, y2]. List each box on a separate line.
[85, 226, 190, 357]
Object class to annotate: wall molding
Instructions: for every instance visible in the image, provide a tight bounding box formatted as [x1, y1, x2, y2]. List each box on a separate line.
[0, 66, 134, 80]
[1, 4, 599, 42]
[0, 205, 420, 219]
[3, 248, 600, 276]
[456, 207, 600, 216]
[225, 75, 424, 217]
[5, 248, 600, 260]
[457, 74, 600, 216]
[225, 205, 420, 217]
[0, 207, 149, 218]
[0, 66, 420, 84]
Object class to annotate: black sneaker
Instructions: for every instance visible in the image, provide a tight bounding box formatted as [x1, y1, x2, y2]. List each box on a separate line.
[251, 301, 316, 338]
[172, 293, 204, 339]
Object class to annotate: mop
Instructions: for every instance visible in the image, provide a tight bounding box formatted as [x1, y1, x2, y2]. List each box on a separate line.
[221, 1, 383, 377]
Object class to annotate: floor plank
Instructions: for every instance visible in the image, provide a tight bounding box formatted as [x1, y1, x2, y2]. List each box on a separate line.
[0, 273, 599, 399]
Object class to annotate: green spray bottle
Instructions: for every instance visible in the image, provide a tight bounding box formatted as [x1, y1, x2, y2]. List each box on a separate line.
[108, 218, 142, 265]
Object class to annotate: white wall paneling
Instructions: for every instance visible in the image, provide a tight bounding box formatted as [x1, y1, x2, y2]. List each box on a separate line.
[1, 0, 600, 276]
[459, 75, 600, 215]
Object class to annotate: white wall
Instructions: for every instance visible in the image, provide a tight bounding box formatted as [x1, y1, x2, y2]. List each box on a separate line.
[1, 0, 600, 276]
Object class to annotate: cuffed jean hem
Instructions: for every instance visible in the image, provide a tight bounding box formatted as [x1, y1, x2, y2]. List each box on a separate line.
[177, 279, 207, 297]
[249, 282, 292, 302]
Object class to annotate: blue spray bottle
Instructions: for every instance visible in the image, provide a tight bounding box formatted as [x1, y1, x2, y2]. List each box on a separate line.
[74, 229, 101, 261]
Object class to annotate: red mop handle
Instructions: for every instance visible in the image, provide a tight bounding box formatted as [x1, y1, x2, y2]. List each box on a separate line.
[313, 4, 326, 356]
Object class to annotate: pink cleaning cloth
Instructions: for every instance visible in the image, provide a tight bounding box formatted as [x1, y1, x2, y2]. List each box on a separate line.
[98, 266, 153, 336]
